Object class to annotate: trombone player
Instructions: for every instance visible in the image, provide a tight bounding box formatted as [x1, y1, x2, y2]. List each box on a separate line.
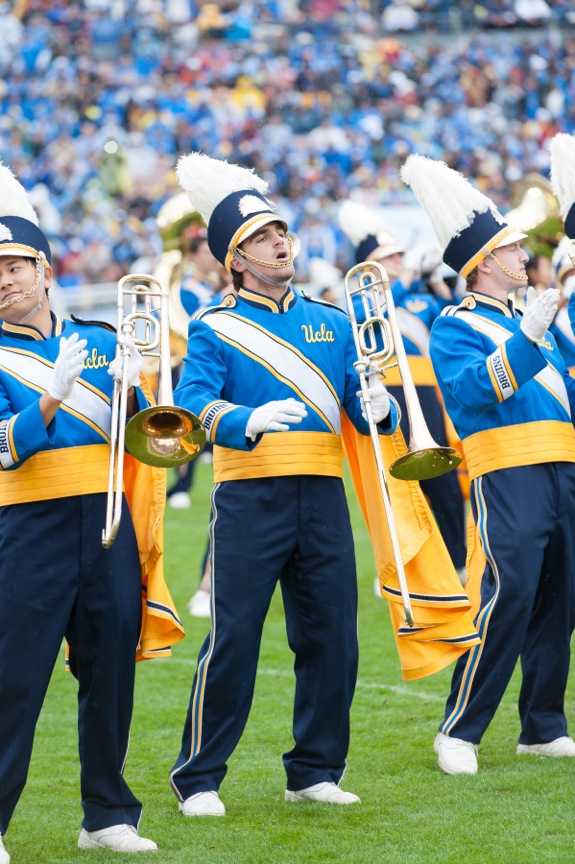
[168, 152, 399, 816]
[0, 163, 179, 861]
[402, 153, 575, 775]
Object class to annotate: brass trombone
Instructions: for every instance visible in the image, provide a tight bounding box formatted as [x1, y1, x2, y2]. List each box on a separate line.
[102, 273, 205, 548]
[344, 261, 462, 627]
[345, 261, 462, 481]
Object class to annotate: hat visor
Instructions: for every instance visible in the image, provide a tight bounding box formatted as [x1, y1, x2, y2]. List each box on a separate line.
[225, 213, 290, 272]
[493, 229, 528, 249]
[237, 213, 289, 245]
[373, 242, 405, 259]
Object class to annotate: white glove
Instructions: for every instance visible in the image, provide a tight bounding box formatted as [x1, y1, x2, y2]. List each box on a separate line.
[108, 336, 144, 388]
[245, 398, 308, 441]
[520, 286, 560, 342]
[47, 332, 88, 401]
[403, 243, 443, 278]
[357, 369, 391, 424]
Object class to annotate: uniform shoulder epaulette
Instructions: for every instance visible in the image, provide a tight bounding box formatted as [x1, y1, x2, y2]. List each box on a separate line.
[195, 293, 237, 320]
[300, 290, 347, 316]
[70, 314, 116, 333]
[440, 295, 477, 317]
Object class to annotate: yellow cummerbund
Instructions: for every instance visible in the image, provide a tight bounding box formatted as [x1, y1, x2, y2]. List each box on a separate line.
[462, 420, 575, 481]
[383, 356, 436, 387]
[0, 444, 110, 505]
[213, 431, 344, 482]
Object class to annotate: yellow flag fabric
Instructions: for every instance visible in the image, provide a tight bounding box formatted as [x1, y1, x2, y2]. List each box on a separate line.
[123, 372, 185, 660]
[341, 413, 480, 681]
[123, 454, 186, 661]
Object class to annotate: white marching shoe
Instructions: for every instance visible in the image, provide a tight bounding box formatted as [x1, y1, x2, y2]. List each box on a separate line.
[78, 824, 157, 852]
[434, 732, 478, 775]
[516, 736, 575, 757]
[0, 835, 10, 864]
[285, 782, 360, 804]
[179, 791, 226, 816]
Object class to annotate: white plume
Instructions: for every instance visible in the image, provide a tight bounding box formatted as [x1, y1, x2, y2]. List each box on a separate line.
[0, 162, 39, 224]
[549, 133, 575, 220]
[400, 155, 494, 247]
[176, 152, 270, 226]
[338, 199, 392, 246]
[309, 257, 342, 289]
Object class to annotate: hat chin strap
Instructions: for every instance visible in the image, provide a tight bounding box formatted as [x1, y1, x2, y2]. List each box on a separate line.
[0, 259, 45, 322]
[232, 235, 295, 288]
[490, 251, 528, 285]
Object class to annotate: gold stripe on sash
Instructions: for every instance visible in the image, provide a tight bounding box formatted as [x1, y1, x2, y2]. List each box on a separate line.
[462, 420, 575, 481]
[213, 431, 344, 481]
[0, 444, 110, 504]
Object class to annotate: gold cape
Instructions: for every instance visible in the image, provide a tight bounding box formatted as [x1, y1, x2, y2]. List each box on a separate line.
[341, 413, 480, 681]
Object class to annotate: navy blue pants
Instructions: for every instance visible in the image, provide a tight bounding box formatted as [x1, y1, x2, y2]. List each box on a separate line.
[0, 494, 142, 835]
[440, 463, 575, 745]
[389, 384, 466, 569]
[170, 475, 359, 799]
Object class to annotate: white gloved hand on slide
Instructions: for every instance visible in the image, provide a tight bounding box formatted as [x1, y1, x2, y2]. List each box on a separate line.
[108, 335, 144, 387]
[47, 332, 88, 401]
[245, 398, 308, 441]
[357, 369, 391, 424]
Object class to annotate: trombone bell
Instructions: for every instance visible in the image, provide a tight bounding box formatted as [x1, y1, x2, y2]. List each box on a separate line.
[125, 406, 205, 467]
[388, 444, 462, 481]
[345, 261, 462, 482]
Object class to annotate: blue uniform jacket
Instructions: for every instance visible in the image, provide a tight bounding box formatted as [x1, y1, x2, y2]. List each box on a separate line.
[174, 286, 398, 482]
[550, 304, 575, 371]
[179, 273, 215, 318]
[430, 292, 575, 481]
[391, 278, 444, 358]
[0, 312, 148, 502]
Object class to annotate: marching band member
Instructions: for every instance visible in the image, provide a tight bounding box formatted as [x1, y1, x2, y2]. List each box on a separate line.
[168, 153, 398, 816]
[338, 200, 467, 583]
[402, 153, 575, 775]
[0, 163, 182, 861]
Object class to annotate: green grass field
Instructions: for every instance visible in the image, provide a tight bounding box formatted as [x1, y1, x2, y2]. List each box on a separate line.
[7, 460, 575, 864]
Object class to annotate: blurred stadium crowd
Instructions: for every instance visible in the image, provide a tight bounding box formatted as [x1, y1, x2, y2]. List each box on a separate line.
[1, 0, 574, 288]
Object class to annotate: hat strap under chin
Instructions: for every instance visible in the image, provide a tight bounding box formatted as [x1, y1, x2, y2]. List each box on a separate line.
[232, 235, 294, 288]
[489, 251, 528, 283]
[0, 258, 45, 321]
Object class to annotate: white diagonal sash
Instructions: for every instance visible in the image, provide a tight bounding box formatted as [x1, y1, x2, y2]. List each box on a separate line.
[457, 311, 571, 416]
[396, 307, 430, 356]
[204, 312, 342, 430]
[0, 347, 111, 438]
[554, 307, 575, 346]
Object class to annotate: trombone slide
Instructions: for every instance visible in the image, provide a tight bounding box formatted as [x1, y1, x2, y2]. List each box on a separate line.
[355, 352, 415, 627]
[102, 318, 135, 549]
[102, 273, 206, 548]
[345, 262, 414, 626]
